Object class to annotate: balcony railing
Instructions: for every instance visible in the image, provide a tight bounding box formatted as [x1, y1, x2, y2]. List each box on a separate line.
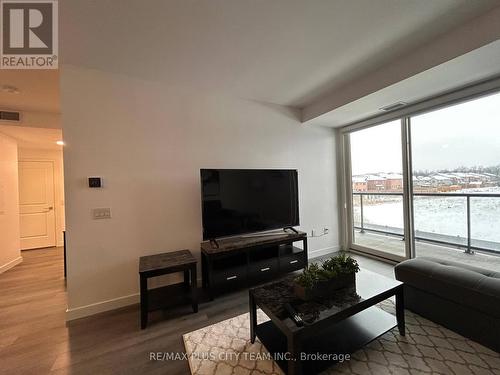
[352, 191, 500, 255]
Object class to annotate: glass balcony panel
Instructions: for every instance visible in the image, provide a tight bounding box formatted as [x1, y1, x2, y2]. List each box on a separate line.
[352, 194, 361, 228]
[352, 193, 405, 257]
[470, 196, 500, 253]
[413, 195, 467, 248]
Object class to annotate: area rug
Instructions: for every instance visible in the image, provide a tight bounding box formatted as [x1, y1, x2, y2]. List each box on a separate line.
[182, 300, 500, 375]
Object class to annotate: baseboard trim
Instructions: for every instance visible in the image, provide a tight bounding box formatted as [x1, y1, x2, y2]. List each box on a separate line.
[0, 256, 22, 274]
[66, 277, 204, 321]
[66, 293, 140, 321]
[66, 247, 341, 321]
[309, 245, 340, 259]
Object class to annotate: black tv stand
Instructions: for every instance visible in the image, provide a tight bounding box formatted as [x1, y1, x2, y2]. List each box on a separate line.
[209, 238, 219, 249]
[283, 226, 299, 234]
[201, 231, 307, 300]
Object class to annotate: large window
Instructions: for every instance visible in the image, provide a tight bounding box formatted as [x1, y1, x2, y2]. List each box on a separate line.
[411, 92, 500, 263]
[344, 90, 500, 271]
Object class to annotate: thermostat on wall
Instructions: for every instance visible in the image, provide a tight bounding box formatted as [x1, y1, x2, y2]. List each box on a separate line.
[88, 177, 102, 188]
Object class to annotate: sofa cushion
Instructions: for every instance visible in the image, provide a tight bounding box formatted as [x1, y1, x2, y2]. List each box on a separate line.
[395, 257, 500, 318]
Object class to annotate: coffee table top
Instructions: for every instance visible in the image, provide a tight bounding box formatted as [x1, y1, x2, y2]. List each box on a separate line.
[250, 269, 402, 334]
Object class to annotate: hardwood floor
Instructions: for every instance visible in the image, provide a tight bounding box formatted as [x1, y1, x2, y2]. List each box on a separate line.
[0, 247, 394, 375]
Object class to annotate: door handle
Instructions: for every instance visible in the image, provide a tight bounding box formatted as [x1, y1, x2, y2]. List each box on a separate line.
[260, 267, 270, 272]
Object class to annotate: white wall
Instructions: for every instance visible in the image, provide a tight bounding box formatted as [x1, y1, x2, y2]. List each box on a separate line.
[18, 148, 66, 247]
[61, 65, 338, 319]
[0, 133, 22, 273]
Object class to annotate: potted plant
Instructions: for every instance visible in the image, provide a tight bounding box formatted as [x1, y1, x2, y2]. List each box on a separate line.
[294, 253, 360, 300]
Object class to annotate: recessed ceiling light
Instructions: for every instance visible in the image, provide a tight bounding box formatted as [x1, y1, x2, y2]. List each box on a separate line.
[56, 140, 64, 146]
[0, 85, 20, 94]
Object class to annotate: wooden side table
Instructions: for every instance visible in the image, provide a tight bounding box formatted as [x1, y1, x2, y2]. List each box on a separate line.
[139, 249, 198, 329]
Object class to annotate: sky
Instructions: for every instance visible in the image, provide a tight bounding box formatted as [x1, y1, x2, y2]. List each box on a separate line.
[350, 91, 500, 175]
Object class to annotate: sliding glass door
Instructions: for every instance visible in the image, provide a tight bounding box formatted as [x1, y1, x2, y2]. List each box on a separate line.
[348, 119, 410, 261]
[342, 89, 500, 270]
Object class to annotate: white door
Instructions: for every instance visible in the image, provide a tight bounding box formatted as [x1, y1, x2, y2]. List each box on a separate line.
[19, 161, 56, 250]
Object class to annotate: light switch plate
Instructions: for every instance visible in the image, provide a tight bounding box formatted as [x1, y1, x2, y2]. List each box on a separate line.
[92, 208, 111, 219]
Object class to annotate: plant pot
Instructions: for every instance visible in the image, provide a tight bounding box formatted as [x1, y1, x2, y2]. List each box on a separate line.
[294, 272, 356, 301]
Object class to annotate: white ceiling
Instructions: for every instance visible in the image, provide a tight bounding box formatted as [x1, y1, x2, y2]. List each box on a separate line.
[0, 70, 59, 112]
[60, 0, 500, 110]
[306, 39, 500, 127]
[1, 1, 498, 123]
[0, 125, 63, 150]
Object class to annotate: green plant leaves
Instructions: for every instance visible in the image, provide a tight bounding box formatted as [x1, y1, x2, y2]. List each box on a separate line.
[294, 252, 360, 289]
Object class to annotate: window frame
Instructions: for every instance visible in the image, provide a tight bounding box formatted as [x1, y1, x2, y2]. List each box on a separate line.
[338, 75, 500, 261]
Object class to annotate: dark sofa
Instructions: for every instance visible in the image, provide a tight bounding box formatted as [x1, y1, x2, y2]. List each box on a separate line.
[395, 257, 500, 352]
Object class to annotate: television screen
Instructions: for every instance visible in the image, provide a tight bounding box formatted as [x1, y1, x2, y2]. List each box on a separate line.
[200, 169, 299, 240]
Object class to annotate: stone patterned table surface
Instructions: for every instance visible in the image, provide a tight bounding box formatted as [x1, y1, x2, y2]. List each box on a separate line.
[139, 249, 196, 273]
[251, 274, 362, 325]
[251, 269, 401, 326]
[200, 230, 306, 254]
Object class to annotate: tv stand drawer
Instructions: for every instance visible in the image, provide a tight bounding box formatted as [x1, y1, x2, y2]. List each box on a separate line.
[280, 253, 306, 273]
[201, 232, 308, 299]
[213, 266, 247, 286]
[249, 258, 279, 280]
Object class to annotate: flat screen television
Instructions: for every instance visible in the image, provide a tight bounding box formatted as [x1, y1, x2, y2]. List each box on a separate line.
[200, 169, 299, 240]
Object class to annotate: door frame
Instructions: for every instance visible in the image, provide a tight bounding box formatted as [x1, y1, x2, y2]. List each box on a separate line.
[18, 159, 58, 250]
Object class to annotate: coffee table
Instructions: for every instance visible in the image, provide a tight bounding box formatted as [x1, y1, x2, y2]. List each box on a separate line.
[249, 269, 404, 375]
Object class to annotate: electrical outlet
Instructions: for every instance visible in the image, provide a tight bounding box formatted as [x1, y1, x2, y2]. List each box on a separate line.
[92, 208, 111, 219]
[311, 228, 329, 237]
